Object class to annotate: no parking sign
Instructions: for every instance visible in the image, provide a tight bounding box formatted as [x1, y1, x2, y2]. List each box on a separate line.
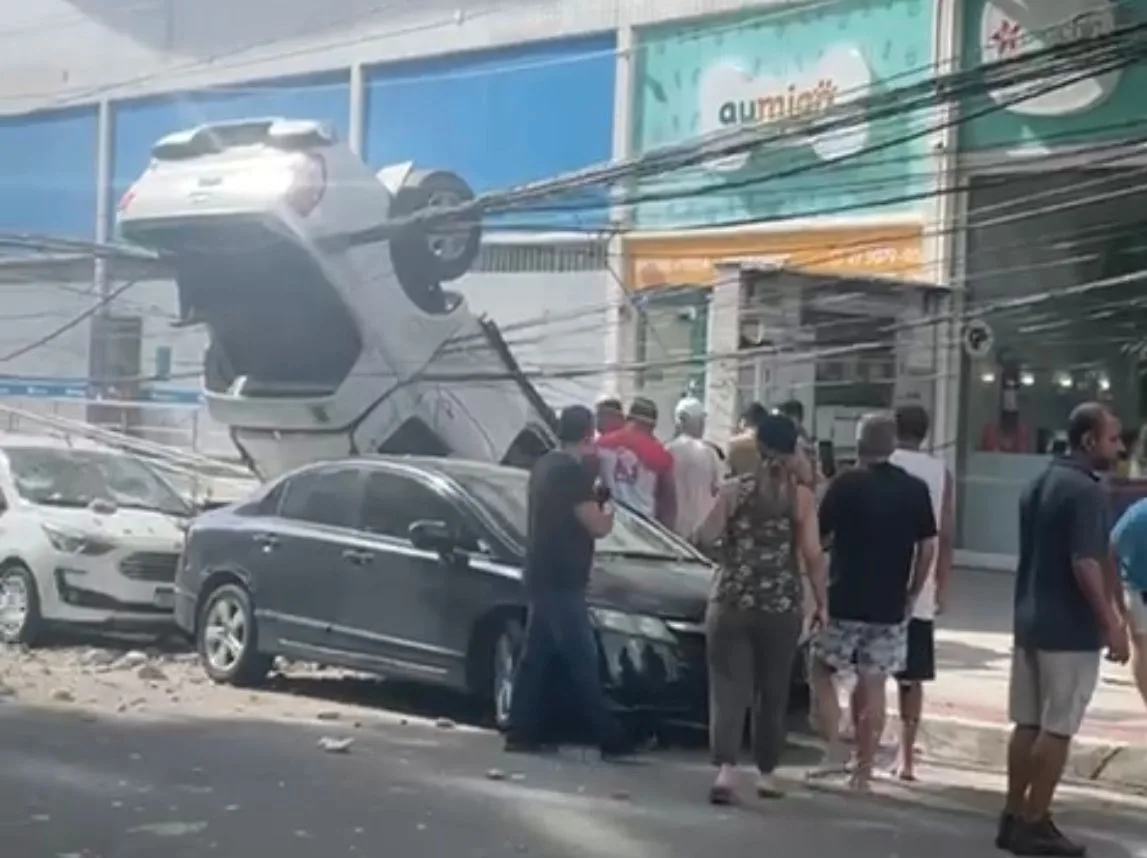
[963, 319, 994, 359]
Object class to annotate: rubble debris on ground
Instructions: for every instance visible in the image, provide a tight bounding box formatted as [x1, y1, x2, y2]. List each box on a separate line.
[318, 736, 354, 753]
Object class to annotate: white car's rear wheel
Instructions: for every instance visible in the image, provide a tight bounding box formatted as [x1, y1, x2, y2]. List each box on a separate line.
[0, 564, 42, 646]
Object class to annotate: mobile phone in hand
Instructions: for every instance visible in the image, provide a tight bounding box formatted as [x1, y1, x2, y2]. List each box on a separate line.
[594, 481, 612, 506]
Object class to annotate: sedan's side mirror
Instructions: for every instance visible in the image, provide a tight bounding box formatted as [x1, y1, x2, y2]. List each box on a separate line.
[408, 519, 454, 552]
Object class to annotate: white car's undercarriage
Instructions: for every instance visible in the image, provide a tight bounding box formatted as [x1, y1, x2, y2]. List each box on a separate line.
[116, 118, 556, 479]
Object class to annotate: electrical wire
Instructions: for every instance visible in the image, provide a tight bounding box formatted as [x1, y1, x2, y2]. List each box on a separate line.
[1, 13, 1144, 402]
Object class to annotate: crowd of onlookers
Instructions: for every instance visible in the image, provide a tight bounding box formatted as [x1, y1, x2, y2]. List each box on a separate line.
[504, 393, 1146, 858]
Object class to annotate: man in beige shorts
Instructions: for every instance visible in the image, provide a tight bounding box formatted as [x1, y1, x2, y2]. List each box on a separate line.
[998, 404, 1129, 857]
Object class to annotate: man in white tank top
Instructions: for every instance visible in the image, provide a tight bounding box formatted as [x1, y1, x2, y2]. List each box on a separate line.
[885, 403, 955, 780]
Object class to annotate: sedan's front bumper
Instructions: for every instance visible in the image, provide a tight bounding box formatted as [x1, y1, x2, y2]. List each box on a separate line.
[596, 623, 707, 728]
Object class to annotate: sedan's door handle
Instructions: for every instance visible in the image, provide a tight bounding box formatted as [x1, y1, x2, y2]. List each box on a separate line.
[253, 532, 279, 549]
[341, 548, 374, 565]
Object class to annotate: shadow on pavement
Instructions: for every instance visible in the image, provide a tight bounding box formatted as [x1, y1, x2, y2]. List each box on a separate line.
[0, 702, 1142, 858]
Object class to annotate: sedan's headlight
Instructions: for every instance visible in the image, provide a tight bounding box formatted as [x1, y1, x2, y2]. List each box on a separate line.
[41, 524, 117, 556]
[590, 607, 676, 643]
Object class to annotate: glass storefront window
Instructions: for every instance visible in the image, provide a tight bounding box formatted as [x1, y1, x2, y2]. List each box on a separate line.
[957, 169, 1147, 557]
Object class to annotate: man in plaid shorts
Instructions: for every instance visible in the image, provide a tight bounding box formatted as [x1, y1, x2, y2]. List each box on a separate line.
[809, 413, 938, 790]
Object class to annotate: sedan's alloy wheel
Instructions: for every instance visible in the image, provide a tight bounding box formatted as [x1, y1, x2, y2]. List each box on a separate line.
[203, 592, 248, 674]
[493, 629, 517, 729]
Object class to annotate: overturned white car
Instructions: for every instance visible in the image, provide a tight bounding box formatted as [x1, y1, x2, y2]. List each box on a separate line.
[117, 118, 555, 478]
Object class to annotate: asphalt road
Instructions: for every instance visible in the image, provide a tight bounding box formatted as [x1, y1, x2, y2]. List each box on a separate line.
[1, 700, 1146, 858]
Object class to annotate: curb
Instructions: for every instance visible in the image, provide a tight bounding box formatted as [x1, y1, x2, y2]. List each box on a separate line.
[903, 715, 1147, 794]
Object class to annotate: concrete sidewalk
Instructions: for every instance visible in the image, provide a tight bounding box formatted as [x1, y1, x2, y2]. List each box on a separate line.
[899, 568, 1147, 792]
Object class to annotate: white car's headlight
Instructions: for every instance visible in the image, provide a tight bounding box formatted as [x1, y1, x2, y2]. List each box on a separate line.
[41, 524, 117, 556]
[590, 608, 676, 643]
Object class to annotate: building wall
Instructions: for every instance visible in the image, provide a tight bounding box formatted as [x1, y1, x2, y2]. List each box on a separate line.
[0, 0, 809, 113]
[455, 268, 610, 408]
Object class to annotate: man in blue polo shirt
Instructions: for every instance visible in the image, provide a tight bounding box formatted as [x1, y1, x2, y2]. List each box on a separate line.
[1110, 495, 1147, 709]
[998, 403, 1130, 857]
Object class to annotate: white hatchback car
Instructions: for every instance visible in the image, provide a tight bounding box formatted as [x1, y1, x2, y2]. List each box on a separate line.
[0, 435, 192, 645]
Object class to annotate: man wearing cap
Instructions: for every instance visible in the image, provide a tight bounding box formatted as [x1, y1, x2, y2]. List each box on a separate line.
[667, 396, 722, 541]
[597, 397, 677, 528]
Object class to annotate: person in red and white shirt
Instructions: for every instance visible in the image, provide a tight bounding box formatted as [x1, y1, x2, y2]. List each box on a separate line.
[596, 397, 676, 529]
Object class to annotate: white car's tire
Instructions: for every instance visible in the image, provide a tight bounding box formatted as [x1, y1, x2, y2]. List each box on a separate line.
[0, 563, 43, 646]
[390, 169, 482, 290]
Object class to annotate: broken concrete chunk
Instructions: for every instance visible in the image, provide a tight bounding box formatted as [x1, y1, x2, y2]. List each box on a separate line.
[50, 689, 74, 703]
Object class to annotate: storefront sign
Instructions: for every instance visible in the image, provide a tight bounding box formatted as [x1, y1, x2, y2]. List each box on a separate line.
[626, 225, 924, 290]
[699, 45, 873, 171]
[980, 0, 1119, 117]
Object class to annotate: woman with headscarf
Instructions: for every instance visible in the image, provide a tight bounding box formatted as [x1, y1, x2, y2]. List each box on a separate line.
[694, 414, 828, 804]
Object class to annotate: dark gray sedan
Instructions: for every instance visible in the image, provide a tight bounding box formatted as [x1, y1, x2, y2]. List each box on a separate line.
[173, 456, 713, 728]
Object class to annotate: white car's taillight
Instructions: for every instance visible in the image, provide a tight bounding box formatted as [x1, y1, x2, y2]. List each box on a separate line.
[285, 153, 326, 217]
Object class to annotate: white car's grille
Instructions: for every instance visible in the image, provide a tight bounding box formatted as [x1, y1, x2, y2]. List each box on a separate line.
[119, 552, 180, 583]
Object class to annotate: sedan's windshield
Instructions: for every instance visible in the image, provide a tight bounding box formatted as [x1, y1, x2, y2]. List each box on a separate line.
[3, 448, 191, 516]
[449, 467, 703, 562]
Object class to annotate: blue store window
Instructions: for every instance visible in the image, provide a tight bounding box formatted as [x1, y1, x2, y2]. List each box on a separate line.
[363, 36, 616, 229]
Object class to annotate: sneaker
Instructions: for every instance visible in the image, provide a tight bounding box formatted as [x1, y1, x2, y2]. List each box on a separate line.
[1008, 817, 1086, 857]
[994, 812, 1016, 850]
[755, 772, 785, 799]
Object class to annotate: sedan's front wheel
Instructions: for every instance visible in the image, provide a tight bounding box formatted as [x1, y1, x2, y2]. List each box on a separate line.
[491, 620, 522, 732]
[197, 583, 271, 687]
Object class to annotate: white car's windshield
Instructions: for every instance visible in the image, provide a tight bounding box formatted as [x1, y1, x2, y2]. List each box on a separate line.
[4, 448, 191, 517]
[448, 467, 702, 563]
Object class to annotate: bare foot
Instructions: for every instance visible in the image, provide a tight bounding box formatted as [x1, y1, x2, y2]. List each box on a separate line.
[895, 766, 917, 782]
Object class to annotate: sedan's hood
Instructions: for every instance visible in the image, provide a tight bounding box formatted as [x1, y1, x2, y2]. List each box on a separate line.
[35, 505, 186, 547]
[587, 554, 713, 622]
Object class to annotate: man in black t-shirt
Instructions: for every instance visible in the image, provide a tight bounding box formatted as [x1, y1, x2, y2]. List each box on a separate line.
[810, 413, 937, 790]
[505, 405, 631, 758]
